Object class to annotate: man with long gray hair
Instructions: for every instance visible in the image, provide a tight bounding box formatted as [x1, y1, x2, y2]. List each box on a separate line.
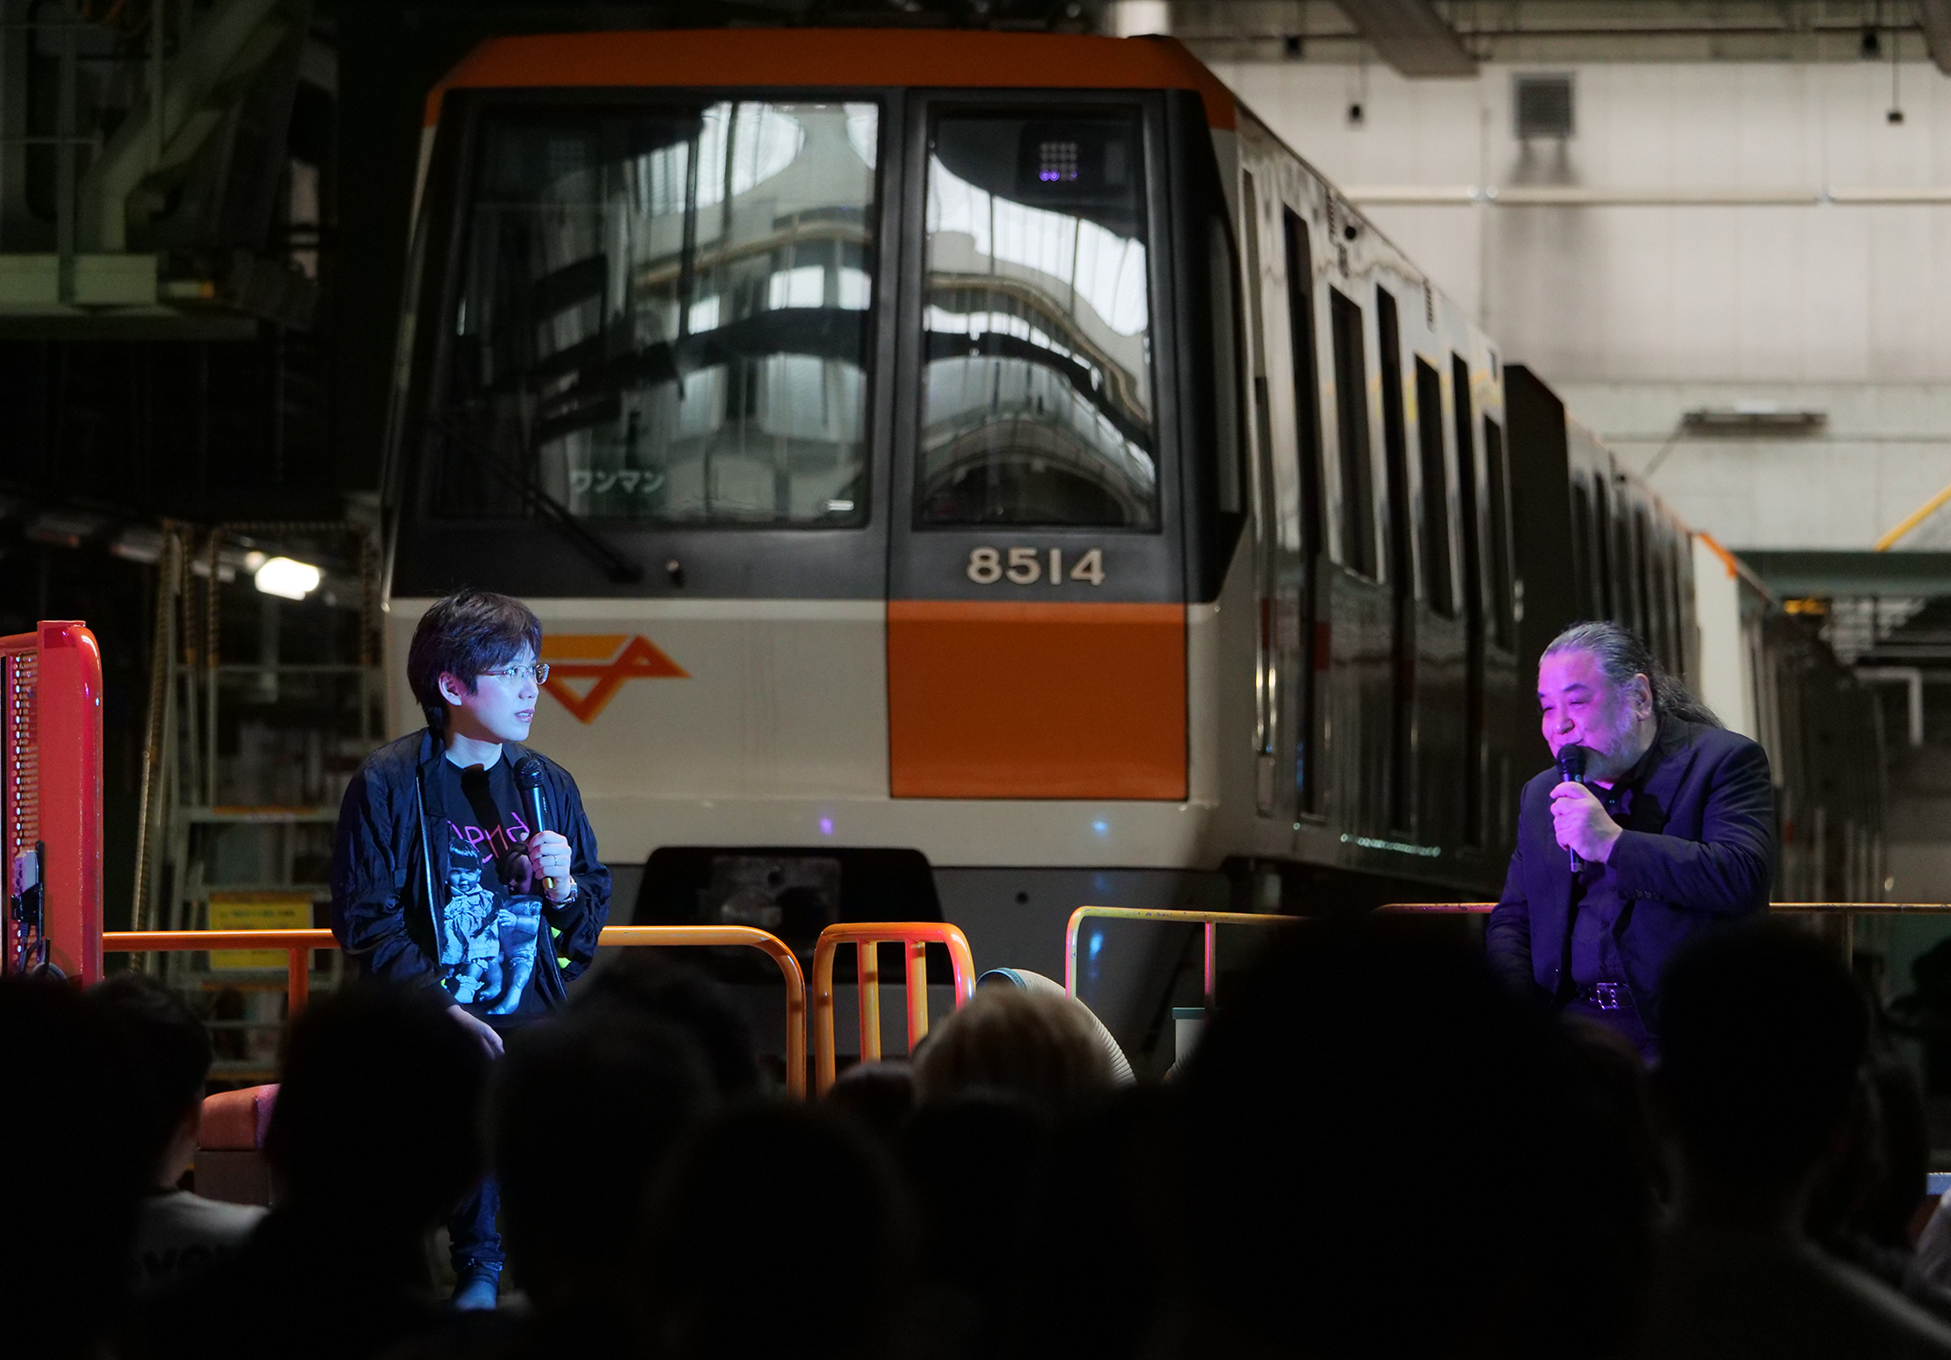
[1486, 622, 1774, 1058]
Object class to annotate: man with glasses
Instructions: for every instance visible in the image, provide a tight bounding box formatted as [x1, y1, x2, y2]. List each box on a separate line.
[330, 589, 611, 1310]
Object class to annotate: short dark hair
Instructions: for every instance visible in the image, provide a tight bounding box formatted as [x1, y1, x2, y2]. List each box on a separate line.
[91, 973, 212, 1172]
[1658, 922, 1869, 1190]
[406, 590, 543, 732]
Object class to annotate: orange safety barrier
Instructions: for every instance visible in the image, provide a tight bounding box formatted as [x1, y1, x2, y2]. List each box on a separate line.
[812, 922, 976, 1095]
[107, 928, 334, 1014]
[1065, 906, 1297, 1009]
[600, 925, 808, 1097]
[1374, 901, 1951, 968]
[104, 924, 811, 1097]
[4, 622, 104, 982]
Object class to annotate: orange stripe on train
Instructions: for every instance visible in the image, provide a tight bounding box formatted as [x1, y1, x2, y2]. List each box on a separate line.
[426, 30, 1237, 131]
[887, 600, 1186, 801]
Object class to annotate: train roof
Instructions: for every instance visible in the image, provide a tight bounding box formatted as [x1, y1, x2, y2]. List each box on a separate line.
[425, 29, 1238, 130]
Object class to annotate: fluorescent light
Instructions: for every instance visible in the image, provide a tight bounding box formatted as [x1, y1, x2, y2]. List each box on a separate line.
[254, 556, 320, 600]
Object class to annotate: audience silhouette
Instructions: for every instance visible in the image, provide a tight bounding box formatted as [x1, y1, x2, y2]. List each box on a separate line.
[1637, 922, 1951, 1357]
[30, 910, 1951, 1360]
[140, 983, 489, 1360]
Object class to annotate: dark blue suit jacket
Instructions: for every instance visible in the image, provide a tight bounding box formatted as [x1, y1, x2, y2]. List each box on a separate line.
[1486, 718, 1775, 1021]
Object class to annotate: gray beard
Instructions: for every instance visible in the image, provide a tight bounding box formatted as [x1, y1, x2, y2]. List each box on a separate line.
[1588, 711, 1652, 784]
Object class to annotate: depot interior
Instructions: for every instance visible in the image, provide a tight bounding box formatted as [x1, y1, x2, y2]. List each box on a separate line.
[10, 1, 1951, 1094]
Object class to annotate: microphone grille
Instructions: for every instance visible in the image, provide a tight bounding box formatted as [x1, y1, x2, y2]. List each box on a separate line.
[512, 755, 545, 791]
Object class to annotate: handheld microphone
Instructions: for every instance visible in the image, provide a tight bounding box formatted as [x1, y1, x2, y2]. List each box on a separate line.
[513, 756, 553, 894]
[1557, 744, 1592, 874]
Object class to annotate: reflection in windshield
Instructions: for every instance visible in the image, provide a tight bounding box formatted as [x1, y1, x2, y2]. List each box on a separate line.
[919, 114, 1156, 528]
[434, 101, 877, 526]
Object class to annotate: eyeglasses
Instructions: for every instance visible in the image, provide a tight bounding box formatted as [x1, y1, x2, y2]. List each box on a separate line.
[482, 663, 550, 684]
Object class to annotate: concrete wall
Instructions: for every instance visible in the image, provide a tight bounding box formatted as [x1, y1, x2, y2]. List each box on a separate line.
[1208, 57, 1951, 551]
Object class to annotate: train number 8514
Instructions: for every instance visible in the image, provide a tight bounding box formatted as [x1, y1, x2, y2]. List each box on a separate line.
[966, 547, 1105, 586]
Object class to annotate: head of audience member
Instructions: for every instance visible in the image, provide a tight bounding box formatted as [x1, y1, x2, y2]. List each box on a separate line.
[265, 983, 488, 1244]
[92, 972, 214, 1191]
[641, 1105, 907, 1360]
[825, 1060, 915, 1147]
[912, 986, 1114, 1111]
[1562, 1012, 1666, 1212]
[1180, 921, 1648, 1360]
[901, 1093, 1054, 1313]
[492, 1011, 715, 1320]
[1861, 1055, 1931, 1249]
[1656, 922, 1870, 1238]
[2, 976, 145, 1359]
[572, 953, 762, 1098]
[1017, 1086, 1178, 1360]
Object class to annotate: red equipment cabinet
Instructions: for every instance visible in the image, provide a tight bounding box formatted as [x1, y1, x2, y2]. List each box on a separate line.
[2, 622, 103, 983]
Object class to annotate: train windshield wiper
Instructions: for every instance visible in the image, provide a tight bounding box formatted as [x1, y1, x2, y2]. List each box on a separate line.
[431, 418, 644, 586]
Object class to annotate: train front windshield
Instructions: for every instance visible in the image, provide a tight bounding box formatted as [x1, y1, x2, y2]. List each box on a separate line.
[436, 101, 881, 528]
[405, 95, 1173, 559]
[918, 113, 1156, 528]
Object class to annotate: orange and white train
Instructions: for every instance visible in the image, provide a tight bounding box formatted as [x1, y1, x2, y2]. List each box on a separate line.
[381, 30, 1880, 1054]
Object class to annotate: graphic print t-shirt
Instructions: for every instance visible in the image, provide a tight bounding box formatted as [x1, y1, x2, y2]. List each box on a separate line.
[430, 756, 550, 1024]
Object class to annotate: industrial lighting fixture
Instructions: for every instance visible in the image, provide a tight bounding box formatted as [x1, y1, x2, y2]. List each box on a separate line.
[253, 556, 321, 600]
[1679, 403, 1826, 436]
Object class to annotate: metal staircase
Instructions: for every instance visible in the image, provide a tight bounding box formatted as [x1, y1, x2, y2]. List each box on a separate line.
[132, 520, 379, 1078]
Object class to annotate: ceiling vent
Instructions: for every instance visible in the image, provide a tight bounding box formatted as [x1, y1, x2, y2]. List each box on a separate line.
[1514, 74, 1574, 140]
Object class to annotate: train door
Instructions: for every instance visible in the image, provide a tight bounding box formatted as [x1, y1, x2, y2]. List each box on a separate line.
[1450, 353, 1485, 845]
[1284, 208, 1325, 817]
[887, 92, 1188, 801]
[1375, 287, 1415, 832]
[1481, 385, 1520, 849]
[1324, 271, 1390, 838]
[1240, 166, 1287, 819]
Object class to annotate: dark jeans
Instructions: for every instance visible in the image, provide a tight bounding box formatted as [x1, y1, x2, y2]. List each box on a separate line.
[1564, 994, 1658, 1064]
[448, 1176, 503, 1273]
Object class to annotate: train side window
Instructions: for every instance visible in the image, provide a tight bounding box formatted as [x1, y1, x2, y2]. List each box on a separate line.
[1329, 288, 1377, 577]
[1283, 211, 1324, 556]
[1592, 474, 1614, 618]
[1414, 357, 1454, 616]
[1570, 479, 1596, 617]
[1449, 354, 1480, 624]
[1375, 288, 1412, 595]
[1484, 415, 1514, 648]
[1210, 215, 1245, 518]
[918, 111, 1159, 527]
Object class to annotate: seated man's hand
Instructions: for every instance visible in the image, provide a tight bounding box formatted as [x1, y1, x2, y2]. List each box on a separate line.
[1551, 781, 1624, 864]
[447, 1003, 504, 1058]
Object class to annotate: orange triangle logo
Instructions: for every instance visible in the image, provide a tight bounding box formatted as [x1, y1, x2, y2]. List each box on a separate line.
[540, 635, 689, 724]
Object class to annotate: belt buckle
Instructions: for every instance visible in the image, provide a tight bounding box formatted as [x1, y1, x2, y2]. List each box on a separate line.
[1591, 982, 1624, 1012]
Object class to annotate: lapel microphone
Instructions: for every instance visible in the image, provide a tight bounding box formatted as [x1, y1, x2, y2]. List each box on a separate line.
[1557, 744, 1593, 874]
[513, 756, 553, 894]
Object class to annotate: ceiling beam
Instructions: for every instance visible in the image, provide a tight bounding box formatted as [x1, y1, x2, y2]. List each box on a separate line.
[1331, 0, 1477, 77]
[1921, 0, 1951, 75]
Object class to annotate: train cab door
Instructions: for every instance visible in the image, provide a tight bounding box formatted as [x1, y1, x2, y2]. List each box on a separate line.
[884, 92, 1188, 805]
[1239, 163, 1293, 822]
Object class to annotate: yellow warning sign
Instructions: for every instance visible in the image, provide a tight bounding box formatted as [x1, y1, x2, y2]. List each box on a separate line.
[207, 892, 314, 969]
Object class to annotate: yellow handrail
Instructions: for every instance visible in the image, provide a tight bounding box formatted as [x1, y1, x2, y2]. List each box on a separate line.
[103, 924, 811, 1098]
[1065, 906, 1297, 1008]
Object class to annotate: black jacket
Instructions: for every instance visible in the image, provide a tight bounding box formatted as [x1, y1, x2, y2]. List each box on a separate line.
[1485, 718, 1775, 1021]
[329, 729, 610, 1006]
